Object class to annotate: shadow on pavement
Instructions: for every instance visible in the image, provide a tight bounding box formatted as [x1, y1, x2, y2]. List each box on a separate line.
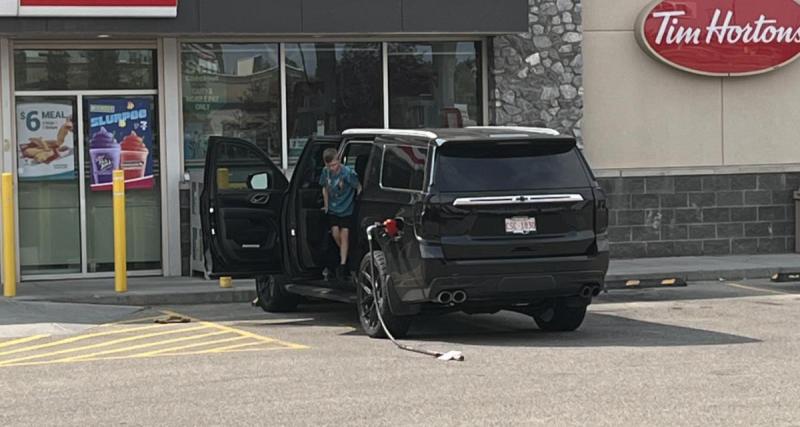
[218, 302, 760, 349]
[408, 312, 760, 348]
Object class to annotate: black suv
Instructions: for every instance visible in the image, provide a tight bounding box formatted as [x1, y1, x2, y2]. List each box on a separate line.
[201, 127, 609, 338]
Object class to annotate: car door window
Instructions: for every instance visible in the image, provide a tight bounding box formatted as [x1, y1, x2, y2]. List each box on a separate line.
[380, 144, 428, 192]
[215, 143, 277, 192]
[341, 142, 372, 184]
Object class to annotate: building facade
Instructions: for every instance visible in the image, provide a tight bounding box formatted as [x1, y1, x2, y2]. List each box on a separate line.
[0, 0, 796, 282]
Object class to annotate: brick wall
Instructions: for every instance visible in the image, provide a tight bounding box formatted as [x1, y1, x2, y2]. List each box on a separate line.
[600, 173, 799, 258]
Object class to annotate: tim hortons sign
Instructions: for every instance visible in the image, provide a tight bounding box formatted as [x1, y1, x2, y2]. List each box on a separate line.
[0, 0, 178, 17]
[636, 0, 800, 76]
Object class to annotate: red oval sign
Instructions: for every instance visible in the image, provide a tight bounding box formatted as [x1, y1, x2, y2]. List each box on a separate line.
[636, 0, 800, 76]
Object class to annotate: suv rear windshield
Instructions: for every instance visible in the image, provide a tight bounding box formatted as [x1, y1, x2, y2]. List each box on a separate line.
[434, 140, 590, 192]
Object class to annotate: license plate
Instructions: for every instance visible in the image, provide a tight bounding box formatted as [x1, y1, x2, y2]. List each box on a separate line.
[505, 216, 537, 235]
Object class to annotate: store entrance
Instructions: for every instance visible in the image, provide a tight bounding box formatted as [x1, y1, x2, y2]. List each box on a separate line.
[13, 48, 162, 279]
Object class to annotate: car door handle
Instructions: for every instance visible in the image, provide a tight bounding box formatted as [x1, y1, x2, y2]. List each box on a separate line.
[250, 194, 270, 205]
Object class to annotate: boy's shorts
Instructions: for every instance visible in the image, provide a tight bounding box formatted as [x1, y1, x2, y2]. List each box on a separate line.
[328, 214, 354, 230]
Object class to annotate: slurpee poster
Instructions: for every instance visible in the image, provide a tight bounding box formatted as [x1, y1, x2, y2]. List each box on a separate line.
[87, 98, 154, 191]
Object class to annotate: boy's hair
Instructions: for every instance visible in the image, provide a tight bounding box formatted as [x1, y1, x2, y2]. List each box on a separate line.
[322, 148, 338, 164]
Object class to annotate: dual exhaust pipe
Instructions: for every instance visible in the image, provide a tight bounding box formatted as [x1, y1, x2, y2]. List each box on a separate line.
[437, 285, 599, 304]
[436, 290, 467, 305]
[580, 284, 601, 299]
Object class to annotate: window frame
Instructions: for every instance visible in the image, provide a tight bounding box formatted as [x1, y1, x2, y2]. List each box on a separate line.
[378, 143, 430, 194]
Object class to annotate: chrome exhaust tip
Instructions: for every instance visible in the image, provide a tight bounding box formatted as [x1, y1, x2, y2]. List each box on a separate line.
[591, 286, 601, 297]
[579, 286, 592, 299]
[436, 291, 453, 304]
[452, 290, 467, 304]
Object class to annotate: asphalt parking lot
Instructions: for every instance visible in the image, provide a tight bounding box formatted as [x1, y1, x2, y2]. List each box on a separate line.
[1, 279, 800, 426]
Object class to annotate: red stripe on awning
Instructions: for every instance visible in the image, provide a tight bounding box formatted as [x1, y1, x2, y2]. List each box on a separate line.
[21, 0, 176, 6]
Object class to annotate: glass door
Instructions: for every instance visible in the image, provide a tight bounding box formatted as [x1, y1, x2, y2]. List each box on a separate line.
[16, 96, 82, 275]
[14, 47, 161, 278]
[83, 95, 162, 273]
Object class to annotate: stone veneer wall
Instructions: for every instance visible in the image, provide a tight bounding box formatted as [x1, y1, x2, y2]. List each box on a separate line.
[490, 0, 583, 141]
[600, 173, 799, 259]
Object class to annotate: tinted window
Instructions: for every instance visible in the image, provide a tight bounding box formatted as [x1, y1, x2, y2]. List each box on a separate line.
[388, 42, 482, 128]
[435, 141, 590, 192]
[15, 49, 156, 91]
[286, 43, 382, 166]
[181, 43, 281, 167]
[381, 145, 428, 191]
[215, 143, 273, 191]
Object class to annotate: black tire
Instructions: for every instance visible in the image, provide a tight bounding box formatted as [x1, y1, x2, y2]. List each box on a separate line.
[254, 275, 300, 313]
[532, 298, 587, 332]
[356, 251, 412, 339]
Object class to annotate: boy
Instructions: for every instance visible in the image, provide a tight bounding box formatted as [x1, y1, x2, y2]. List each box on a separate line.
[319, 148, 361, 280]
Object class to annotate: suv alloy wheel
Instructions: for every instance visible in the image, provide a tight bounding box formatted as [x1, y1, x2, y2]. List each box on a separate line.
[254, 275, 301, 313]
[532, 298, 588, 332]
[356, 252, 412, 339]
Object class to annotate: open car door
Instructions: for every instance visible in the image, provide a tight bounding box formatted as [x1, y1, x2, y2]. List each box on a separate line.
[200, 136, 288, 278]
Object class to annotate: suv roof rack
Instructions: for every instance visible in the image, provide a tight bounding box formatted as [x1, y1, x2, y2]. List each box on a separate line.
[342, 128, 439, 139]
[466, 126, 561, 136]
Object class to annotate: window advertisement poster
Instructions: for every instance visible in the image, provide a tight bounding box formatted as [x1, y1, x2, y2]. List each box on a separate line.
[17, 101, 76, 181]
[87, 98, 154, 191]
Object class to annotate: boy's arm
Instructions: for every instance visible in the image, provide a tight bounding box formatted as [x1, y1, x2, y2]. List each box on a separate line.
[322, 187, 329, 213]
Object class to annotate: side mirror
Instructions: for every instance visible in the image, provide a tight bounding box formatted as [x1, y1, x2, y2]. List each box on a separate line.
[247, 172, 270, 190]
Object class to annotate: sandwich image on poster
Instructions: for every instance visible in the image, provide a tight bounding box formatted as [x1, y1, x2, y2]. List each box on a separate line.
[87, 98, 154, 191]
[17, 102, 76, 181]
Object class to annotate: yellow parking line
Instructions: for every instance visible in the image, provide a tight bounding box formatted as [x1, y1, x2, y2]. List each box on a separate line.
[160, 346, 298, 357]
[125, 335, 248, 359]
[60, 330, 230, 363]
[0, 325, 209, 367]
[726, 282, 792, 295]
[169, 340, 273, 356]
[0, 324, 164, 357]
[160, 310, 308, 350]
[96, 337, 247, 360]
[0, 335, 49, 350]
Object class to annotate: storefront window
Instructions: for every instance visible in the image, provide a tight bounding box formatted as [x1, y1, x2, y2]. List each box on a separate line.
[285, 43, 382, 165]
[181, 43, 281, 167]
[388, 42, 482, 129]
[14, 49, 156, 91]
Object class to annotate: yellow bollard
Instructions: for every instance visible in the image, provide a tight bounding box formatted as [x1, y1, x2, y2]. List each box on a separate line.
[113, 170, 127, 293]
[219, 276, 233, 289]
[2, 173, 16, 298]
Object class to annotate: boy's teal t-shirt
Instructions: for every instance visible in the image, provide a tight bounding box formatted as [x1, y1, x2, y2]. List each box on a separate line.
[319, 165, 359, 217]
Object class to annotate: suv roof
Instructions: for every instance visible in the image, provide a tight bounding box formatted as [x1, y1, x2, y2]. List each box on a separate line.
[341, 126, 570, 147]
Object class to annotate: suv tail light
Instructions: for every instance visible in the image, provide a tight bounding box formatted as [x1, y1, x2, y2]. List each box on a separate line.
[593, 187, 609, 234]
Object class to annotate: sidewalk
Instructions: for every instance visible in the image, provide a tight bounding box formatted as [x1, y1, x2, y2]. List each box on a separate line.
[5, 254, 800, 306]
[10, 277, 256, 306]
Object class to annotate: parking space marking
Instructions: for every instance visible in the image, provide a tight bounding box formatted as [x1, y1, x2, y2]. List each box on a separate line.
[0, 335, 48, 350]
[0, 325, 210, 367]
[119, 336, 248, 359]
[0, 309, 307, 368]
[0, 324, 164, 358]
[160, 310, 308, 350]
[59, 330, 230, 363]
[726, 282, 792, 295]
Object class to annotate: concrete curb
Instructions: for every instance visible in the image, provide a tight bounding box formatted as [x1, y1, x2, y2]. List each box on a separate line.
[16, 289, 257, 306]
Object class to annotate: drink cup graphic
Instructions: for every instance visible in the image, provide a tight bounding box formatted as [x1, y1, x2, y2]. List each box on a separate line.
[89, 127, 120, 185]
[120, 131, 149, 180]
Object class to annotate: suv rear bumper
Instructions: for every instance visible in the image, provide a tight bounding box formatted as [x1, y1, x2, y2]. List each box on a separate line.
[388, 251, 609, 314]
